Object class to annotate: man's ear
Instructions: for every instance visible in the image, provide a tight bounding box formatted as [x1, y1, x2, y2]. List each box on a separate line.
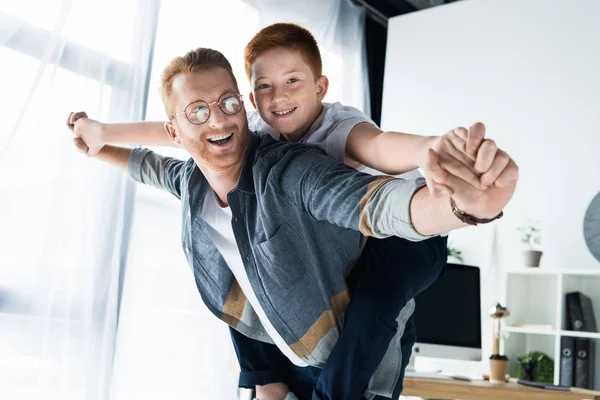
[316, 75, 329, 101]
[164, 121, 182, 145]
[249, 91, 257, 110]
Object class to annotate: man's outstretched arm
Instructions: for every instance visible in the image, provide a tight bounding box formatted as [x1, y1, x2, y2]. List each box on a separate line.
[91, 144, 132, 172]
[69, 138, 186, 201]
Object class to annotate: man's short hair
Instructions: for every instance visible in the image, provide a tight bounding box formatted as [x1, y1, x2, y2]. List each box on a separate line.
[244, 23, 323, 82]
[160, 48, 238, 116]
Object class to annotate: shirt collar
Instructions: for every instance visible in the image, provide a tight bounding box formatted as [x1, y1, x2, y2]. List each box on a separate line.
[233, 132, 261, 194]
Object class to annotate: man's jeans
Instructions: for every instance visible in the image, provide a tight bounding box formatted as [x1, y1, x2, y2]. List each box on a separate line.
[230, 235, 448, 400]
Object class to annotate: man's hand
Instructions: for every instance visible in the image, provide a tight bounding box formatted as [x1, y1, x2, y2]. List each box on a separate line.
[425, 122, 519, 220]
[65, 111, 106, 156]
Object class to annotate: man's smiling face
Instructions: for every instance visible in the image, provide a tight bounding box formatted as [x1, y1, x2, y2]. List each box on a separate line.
[167, 67, 250, 172]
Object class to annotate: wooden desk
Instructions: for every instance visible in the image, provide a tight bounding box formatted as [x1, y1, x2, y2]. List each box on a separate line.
[403, 377, 600, 400]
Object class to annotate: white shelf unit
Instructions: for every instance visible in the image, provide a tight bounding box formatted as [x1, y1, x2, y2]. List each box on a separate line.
[503, 269, 600, 389]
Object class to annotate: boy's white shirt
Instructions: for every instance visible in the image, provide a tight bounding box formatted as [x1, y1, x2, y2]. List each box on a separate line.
[246, 102, 423, 180]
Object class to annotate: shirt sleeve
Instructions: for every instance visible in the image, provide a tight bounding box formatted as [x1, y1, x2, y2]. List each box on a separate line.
[275, 144, 433, 242]
[127, 147, 187, 199]
[319, 103, 377, 163]
[247, 110, 280, 139]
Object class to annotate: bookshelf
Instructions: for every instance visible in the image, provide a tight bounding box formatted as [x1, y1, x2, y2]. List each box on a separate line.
[503, 269, 600, 390]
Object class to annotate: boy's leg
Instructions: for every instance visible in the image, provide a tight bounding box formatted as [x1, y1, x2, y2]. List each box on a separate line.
[229, 327, 290, 392]
[312, 235, 448, 400]
[230, 327, 324, 400]
[285, 364, 322, 400]
[390, 314, 417, 399]
[363, 315, 417, 400]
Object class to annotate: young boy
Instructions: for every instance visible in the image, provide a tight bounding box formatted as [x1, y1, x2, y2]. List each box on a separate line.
[68, 24, 496, 400]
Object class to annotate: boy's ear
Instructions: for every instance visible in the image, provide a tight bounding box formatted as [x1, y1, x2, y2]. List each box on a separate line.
[164, 121, 182, 145]
[316, 75, 329, 101]
[249, 91, 258, 110]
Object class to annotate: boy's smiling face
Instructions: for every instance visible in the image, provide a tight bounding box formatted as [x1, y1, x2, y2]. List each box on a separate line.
[249, 47, 328, 142]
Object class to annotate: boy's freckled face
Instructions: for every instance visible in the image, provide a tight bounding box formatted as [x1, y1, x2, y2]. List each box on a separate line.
[250, 47, 326, 142]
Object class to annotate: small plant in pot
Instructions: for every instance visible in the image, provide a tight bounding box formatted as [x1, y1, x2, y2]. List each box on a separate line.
[446, 246, 464, 263]
[518, 221, 542, 267]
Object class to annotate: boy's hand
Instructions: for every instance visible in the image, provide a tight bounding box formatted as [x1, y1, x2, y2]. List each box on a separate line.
[426, 123, 519, 220]
[425, 123, 514, 194]
[456, 122, 513, 189]
[66, 111, 106, 156]
[422, 128, 485, 196]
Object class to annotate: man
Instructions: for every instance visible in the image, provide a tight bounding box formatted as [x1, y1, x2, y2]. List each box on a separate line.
[67, 48, 517, 399]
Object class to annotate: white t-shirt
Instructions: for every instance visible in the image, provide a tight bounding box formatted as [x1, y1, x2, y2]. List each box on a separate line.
[247, 102, 423, 180]
[212, 104, 425, 364]
[201, 190, 308, 367]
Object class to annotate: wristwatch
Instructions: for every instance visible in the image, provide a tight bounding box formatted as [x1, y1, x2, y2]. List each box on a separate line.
[450, 198, 504, 226]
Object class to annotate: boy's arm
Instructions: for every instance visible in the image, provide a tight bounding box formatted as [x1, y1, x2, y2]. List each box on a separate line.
[345, 122, 434, 175]
[345, 123, 489, 193]
[67, 112, 180, 157]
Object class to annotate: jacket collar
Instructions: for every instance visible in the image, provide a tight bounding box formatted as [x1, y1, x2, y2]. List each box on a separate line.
[233, 132, 261, 194]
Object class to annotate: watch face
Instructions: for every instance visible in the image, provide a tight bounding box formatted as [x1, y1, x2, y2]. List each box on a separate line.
[584, 192, 600, 262]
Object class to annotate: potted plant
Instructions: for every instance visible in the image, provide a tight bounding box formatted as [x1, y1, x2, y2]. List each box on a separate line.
[513, 351, 554, 383]
[518, 221, 543, 267]
[446, 246, 464, 263]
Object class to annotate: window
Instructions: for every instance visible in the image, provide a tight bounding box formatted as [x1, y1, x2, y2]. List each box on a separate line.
[0, 1, 159, 397]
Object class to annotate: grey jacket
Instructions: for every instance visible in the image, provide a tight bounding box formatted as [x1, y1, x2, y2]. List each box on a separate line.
[128, 133, 429, 397]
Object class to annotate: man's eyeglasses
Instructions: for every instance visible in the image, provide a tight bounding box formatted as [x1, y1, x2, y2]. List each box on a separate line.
[170, 92, 244, 125]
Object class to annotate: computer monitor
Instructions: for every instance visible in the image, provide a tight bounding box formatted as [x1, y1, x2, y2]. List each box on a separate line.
[412, 263, 482, 361]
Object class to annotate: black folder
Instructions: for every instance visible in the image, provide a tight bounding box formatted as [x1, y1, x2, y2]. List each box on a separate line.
[560, 336, 575, 387]
[566, 292, 598, 332]
[574, 338, 595, 389]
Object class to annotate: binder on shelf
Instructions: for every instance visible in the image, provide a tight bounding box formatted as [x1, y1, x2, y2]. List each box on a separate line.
[566, 291, 598, 332]
[560, 336, 575, 387]
[574, 338, 595, 390]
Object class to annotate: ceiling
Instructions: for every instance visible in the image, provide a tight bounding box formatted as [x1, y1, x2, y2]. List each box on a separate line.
[360, 0, 462, 20]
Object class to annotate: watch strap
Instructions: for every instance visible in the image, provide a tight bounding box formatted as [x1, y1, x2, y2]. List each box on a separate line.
[450, 198, 503, 226]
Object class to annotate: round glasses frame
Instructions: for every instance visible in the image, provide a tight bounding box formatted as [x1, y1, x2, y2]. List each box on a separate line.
[169, 92, 244, 125]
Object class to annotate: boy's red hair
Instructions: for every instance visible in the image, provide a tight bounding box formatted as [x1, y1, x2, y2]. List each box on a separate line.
[244, 23, 323, 82]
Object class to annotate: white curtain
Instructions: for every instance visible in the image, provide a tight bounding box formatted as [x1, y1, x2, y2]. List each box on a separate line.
[0, 0, 370, 399]
[0, 0, 158, 399]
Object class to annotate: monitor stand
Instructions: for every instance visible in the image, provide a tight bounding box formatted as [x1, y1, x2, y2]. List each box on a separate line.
[404, 354, 473, 381]
[404, 370, 454, 380]
[405, 352, 417, 373]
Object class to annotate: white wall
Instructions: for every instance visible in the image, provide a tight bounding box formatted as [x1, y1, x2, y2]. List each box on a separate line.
[382, 0, 600, 373]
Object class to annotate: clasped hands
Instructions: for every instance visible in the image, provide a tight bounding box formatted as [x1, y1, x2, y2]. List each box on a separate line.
[422, 122, 519, 221]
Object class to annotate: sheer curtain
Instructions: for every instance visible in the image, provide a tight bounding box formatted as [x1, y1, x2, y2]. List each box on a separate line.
[0, 0, 370, 398]
[0, 1, 158, 399]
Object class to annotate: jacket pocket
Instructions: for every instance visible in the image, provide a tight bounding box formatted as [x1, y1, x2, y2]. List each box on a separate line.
[254, 223, 308, 289]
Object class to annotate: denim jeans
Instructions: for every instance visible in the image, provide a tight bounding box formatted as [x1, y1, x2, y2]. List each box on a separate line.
[231, 235, 448, 400]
